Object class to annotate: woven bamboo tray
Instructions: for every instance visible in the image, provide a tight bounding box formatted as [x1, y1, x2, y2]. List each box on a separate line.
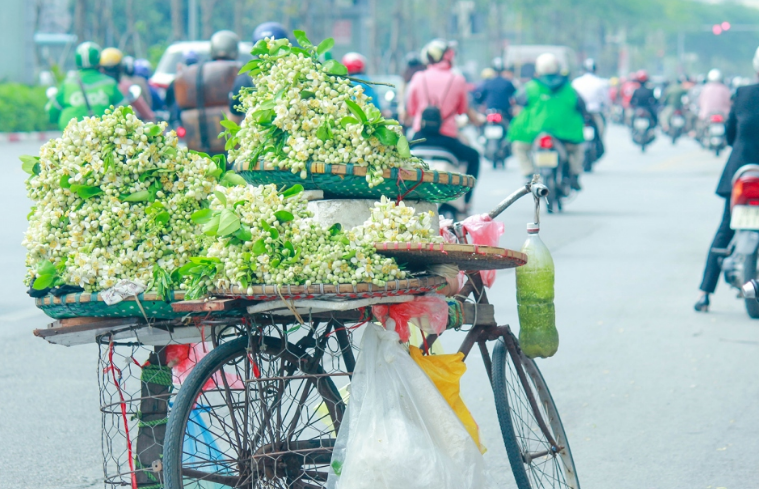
[35, 276, 446, 319]
[374, 242, 528, 271]
[232, 160, 475, 203]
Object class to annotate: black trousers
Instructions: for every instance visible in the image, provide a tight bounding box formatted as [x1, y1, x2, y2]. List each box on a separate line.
[699, 198, 734, 293]
[413, 131, 480, 203]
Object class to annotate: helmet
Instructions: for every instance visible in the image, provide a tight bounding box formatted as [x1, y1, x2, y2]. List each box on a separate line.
[609, 76, 619, 86]
[480, 67, 495, 80]
[583, 58, 596, 73]
[405, 52, 422, 68]
[134, 59, 152, 78]
[636, 69, 649, 83]
[492, 57, 504, 72]
[535, 53, 560, 76]
[183, 50, 199, 66]
[100, 47, 123, 68]
[210, 30, 240, 60]
[423, 39, 452, 65]
[753, 46, 759, 73]
[342, 52, 367, 75]
[121, 56, 135, 76]
[75, 42, 102, 69]
[252, 21, 288, 43]
[707, 68, 722, 83]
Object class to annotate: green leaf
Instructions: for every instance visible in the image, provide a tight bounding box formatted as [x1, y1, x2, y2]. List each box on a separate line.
[220, 118, 241, 133]
[33, 274, 56, 290]
[293, 30, 313, 48]
[120, 190, 150, 202]
[217, 209, 241, 237]
[20, 155, 39, 175]
[323, 59, 348, 76]
[397, 134, 411, 158]
[139, 169, 157, 182]
[260, 219, 271, 232]
[340, 116, 360, 128]
[59, 175, 71, 189]
[316, 122, 331, 142]
[224, 136, 239, 151]
[202, 215, 220, 236]
[300, 90, 315, 99]
[162, 146, 177, 157]
[153, 211, 170, 225]
[212, 153, 227, 170]
[71, 184, 104, 200]
[251, 39, 269, 56]
[238, 59, 261, 75]
[37, 260, 57, 276]
[316, 37, 335, 56]
[146, 124, 163, 137]
[375, 125, 400, 146]
[214, 190, 227, 206]
[251, 238, 267, 255]
[191, 208, 215, 224]
[345, 99, 367, 123]
[269, 227, 279, 239]
[219, 171, 247, 187]
[274, 210, 294, 223]
[234, 225, 252, 242]
[365, 104, 383, 122]
[328, 223, 342, 236]
[281, 184, 304, 198]
[289, 47, 312, 57]
[189, 150, 210, 159]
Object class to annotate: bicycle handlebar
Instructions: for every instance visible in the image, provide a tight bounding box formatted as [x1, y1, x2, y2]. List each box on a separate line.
[487, 175, 548, 220]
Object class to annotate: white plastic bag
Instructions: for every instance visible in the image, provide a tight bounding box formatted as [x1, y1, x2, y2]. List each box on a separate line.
[326, 323, 492, 489]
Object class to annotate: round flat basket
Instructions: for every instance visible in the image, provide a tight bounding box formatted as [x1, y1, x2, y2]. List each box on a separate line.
[374, 242, 528, 271]
[212, 275, 446, 300]
[233, 160, 475, 203]
[36, 291, 190, 320]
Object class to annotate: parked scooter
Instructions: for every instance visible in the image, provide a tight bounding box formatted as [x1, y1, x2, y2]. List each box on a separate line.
[481, 109, 511, 169]
[631, 108, 656, 152]
[531, 133, 572, 213]
[715, 165, 759, 318]
[411, 147, 468, 221]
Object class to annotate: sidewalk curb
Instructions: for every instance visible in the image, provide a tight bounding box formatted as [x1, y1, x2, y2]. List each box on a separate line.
[0, 131, 61, 143]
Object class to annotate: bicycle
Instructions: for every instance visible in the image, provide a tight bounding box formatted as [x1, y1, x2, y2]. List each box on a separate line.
[162, 179, 580, 489]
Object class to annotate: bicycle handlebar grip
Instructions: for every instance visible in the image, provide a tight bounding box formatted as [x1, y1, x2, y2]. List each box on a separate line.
[531, 183, 549, 198]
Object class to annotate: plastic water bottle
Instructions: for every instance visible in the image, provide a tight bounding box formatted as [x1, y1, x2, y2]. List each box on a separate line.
[515, 222, 558, 358]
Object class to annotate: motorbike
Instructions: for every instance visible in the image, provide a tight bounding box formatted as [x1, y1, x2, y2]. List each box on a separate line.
[481, 110, 511, 169]
[665, 109, 686, 145]
[411, 147, 468, 221]
[716, 164, 759, 318]
[631, 108, 656, 152]
[531, 133, 572, 213]
[704, 113, 727, 157]
[610, 104, 625, 125]
[582, 114, 602, 173]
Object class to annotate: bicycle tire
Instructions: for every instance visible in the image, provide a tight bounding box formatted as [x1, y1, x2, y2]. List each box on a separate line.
[164, 335, 343, 489]
[492, 337, 580, 489]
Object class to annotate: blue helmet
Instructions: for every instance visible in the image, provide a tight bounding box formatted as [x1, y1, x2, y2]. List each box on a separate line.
[252, 22, 288, 44]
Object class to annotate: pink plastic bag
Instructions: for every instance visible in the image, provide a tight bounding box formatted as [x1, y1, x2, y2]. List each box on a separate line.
[165, 343, 244, 391]
[372, 295, 449, 342]
[461, 214, 504, 288]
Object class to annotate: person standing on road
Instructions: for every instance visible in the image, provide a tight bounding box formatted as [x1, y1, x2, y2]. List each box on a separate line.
[695, 49, 759, 312]
[45, 42, 124, 130]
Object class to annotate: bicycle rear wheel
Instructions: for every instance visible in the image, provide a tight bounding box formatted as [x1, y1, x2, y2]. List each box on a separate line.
[163, 334, 344, 488]
[492, 337, 580, 489]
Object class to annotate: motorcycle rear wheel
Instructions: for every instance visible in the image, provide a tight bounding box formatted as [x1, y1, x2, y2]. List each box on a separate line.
[742, 252, 759, 319]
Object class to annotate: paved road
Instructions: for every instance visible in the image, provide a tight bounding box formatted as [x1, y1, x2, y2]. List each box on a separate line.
[1, 126, 757, 488]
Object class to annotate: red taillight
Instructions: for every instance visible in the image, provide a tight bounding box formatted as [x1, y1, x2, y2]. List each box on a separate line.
[538, 135, 554, 149]
[732, 175, 759, 208]
[711, 114, 724, 123]
[176, 126, 186, 138]
[486, 112, 503, 123]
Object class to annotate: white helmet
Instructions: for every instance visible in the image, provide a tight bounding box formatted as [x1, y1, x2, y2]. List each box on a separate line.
[535, 53, 560, 76]
[707, 68, 722, 83]
[422, 39, 451, 65]
[753, 46, 759, 73]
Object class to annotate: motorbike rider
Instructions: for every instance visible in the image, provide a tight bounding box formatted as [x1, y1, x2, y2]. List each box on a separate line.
[697, 69, 732, 129]
[629, 70, 658, 126]
[229, 22, 288, 121]
[508, 52, 586, 190]
[695, 49, 759, 312]
[134, 59, 165, 111]
[342, 52, 380, 106]
[45, 42, 124, 130]
[572, 58, 610, 140]
[475, 57, 517, 117]
[165, 51, 198, 127]
[659, 75, 688, 132]
[99, 47, 155, 121]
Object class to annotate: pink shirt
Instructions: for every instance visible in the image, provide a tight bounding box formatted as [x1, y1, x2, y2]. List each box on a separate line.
[698, 82, 732, 120]
[406, 63, 468, 138]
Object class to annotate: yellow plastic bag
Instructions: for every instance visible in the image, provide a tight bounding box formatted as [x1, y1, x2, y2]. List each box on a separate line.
[409, 346, 485, 453]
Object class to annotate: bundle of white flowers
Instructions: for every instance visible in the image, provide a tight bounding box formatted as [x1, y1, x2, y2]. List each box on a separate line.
[22, 106, 243, 293]
[180, 186, 443, 298]
[226, 30, 425, 187]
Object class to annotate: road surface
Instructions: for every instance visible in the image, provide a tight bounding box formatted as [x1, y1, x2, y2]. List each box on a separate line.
[0, 125, 756, 488]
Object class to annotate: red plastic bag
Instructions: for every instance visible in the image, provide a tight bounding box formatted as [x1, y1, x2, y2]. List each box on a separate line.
[372, 295, 449, 342]
[461, 214, 504, 288]
[165, 343, 243, 391]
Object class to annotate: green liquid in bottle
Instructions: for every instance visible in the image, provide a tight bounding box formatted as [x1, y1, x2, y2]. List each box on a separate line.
[515, 223, 558, 358]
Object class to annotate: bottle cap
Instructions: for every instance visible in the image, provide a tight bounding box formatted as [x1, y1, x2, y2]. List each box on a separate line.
[526, 222, 540, 233]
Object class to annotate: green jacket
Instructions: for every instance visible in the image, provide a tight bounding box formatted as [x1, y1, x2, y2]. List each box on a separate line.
[662, 84, 686, 109]
[508, 76, 584, 144]
[46, 69, 124, 130]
